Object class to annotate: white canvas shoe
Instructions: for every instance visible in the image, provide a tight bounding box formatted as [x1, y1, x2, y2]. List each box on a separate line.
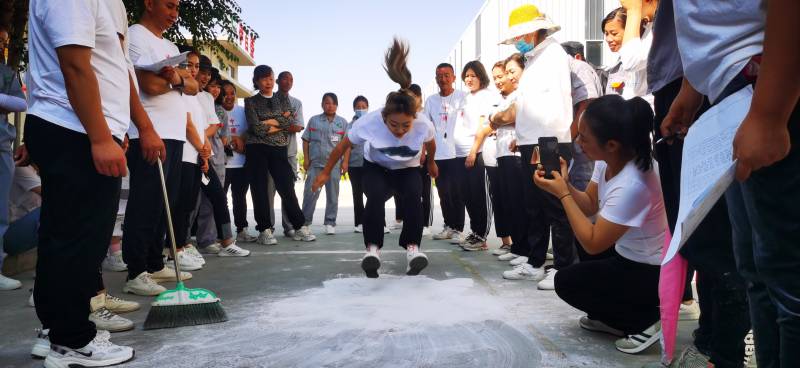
[509, 256, 529, 266]
[537, 268, 558, 290]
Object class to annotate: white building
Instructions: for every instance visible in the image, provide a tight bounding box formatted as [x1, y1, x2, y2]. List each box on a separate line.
[425, 0, 621, 96]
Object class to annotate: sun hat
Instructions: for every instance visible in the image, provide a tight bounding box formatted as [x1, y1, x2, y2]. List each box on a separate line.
[499, 4, 560, 45]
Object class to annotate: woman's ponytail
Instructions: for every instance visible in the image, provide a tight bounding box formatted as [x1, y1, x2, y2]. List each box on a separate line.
[583, 95, 655, 172]
[625, 97, 654, 171]
[382, 38, 417, 119]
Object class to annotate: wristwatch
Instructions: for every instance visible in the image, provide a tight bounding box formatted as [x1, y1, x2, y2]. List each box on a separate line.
[171, 76, 185, 91]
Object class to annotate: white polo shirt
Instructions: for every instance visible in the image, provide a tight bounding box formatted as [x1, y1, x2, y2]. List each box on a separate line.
[515, 37, 573, 145]
[26, 0, 131, 140]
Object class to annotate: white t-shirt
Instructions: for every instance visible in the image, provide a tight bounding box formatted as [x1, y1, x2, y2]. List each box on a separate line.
[104, 0, 138, 91]
[127, 24, 185, 141]
[423, 90, 466, 160]
[591, 160, 667, 266]
[225, 105, 247, 169]
[182, 94, 208, 163]
[493, 91, 520, 158]
[198, 91, 221, 127]
[348, 110, 435, 170]
[515, 37, 573, 145]
[453, 88, 498, 158]
[26, 0, 131, 140]
[10, 166, 42, 223]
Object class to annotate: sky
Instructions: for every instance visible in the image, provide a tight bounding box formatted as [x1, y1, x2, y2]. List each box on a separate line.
[236, 0, 486, 121]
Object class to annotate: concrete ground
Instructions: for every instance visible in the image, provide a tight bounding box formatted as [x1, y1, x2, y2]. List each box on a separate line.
[0, 181, 697, 368]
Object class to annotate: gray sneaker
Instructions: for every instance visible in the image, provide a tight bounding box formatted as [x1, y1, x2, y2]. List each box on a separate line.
[89, 308, 134, 332]
[579, 316, 624, 337]
[293, 226, 317, 242]
[615, 322, 661, 354]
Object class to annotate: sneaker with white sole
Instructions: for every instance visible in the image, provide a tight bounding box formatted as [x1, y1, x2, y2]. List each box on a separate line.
[422, 227, 431, 236]
[405, 245, 428, 276]
[537, 268, 557, 290]
[579, 316, 624, 337]
[615, 321, 661, 354]
[383, 226, 391, 234]
[0, 273, 22, 290]
[361, 245, 381, 278]
[166, 251, 202, 271]
[104, 294, 140, 314]
[354, 225, 363, 233]
[101, 251, 127, 272]
[492, 244, 512, 256]
[236, 229, 259, 243]
[89, 307, 134, 332]
[257, 229, 278, 245]
[509, 256, 529, 266]
[325, 225, 336, 235]
[149, 267, 192, 283]
[28, 289, 35, 307]
[433, 227, 454, 240]
[460, 235, 488, 251]
[44, 330, 134, 368]
[183, 245, 205, 265]
[199, 243, 221, 254]
[218, 243, 251, 257]
[123, 272, 167, 296]
[502, 263, 546, 281]
[497, 252, 520, 261]
[293, 226, 317, 242]
[31, 328, 50, 359]
[448, 231, 467, 244]
[679, 301, 701, 321]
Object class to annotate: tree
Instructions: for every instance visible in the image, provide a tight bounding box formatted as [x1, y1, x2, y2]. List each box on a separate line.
[0, 0, 258, 71]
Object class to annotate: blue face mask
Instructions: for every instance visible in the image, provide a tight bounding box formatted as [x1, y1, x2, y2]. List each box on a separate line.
[354, 109, 368, 118]
[515, 39, 534, 54]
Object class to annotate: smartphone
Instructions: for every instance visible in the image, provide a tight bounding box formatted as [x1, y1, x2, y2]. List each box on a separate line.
[538, 136, 560, 180]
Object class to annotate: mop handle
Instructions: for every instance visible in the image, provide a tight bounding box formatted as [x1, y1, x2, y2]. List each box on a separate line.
[156, 158, 182, 279]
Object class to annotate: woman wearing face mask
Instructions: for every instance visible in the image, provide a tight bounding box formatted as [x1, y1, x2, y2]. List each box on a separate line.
[347, 95, 369, 233]
[312, 38, 438, 278]
[534, 95, 665, 354]
[602, 1, 658, 108]
[452, 60, 498, 252]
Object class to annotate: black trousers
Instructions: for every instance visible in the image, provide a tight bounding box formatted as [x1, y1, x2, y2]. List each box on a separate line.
[122, 138, 183, 280]
[245, 144, 304, 232]
[493, 156, 527, 244]
[452, 155, 491, 238]
[394, 166, 433, 227]
[362, 161, 422, 248]
[348, 166, 365, 227]
[224, 167, 249, 232]
[655, 78, 750, 368]
[554, 251, 661, 335]
[486, 166, 508, 238]
[176, 163, 232, 246]
[25, 116, 120, 349]
[519, 145, 576, 269]
[434, 158, 465, 232]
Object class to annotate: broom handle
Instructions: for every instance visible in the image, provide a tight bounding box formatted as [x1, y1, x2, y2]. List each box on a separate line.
[156, 158, 182, 279]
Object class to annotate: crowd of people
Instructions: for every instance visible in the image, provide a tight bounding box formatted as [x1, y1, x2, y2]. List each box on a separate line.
[0, 0, 796, 367]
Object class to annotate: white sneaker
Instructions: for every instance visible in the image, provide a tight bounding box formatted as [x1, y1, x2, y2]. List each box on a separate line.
[199, 243, 221, 254]
[293, 226, 317, 242]
[361, 245, 381, 278]
[390, 221, 403, 230]
[31, 328, 50, 359]
[384, 226, 391, 234]
[123, 272, 167, 296]
[497, 252, 520, 261]
[44, 330, 134, 368]
[502, 264, 545, 281]
[89, 307, 134, 332]
[422, 227, 431, 236]
[166, 251, 203, 271]
[537, 268, 557, 290]
[679, 301, 701, 321]
[354, 225, 363, 233]
[104, 294, 140, 314]
[448, 231, 467, 244]
[236, 229, 259, 242]
[492, 244, 512, 256]
[101, 251, 127, 272]
[325, 225, 336, 235]
[183, 245, 206, 265]
[218, 243, 251, 257]
[615, 321, 661, 354]
[257, 229, 278, 245]
[149, 267, 192, 283]
[433, 227, 453, 240]
[0, 273, 22, 290]
[509, 256, 529, 266]
[405, 245, 429, 276]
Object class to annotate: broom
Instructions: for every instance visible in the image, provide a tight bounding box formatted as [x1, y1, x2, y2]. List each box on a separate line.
[143, 158, 228, 330]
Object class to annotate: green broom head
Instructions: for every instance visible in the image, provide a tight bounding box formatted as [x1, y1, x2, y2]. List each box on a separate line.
[143, 282, 228, 330]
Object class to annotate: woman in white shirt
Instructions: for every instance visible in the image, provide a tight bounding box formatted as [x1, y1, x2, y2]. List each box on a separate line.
[453, 60, 497, 251]
[312, 39, 438, 278]
[534, 95, 666, 354]
[602, 5, 655, 108]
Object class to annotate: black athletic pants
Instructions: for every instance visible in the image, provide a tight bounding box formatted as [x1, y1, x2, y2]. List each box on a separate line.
[453, 155, 491, 238]
[493, 156, 527, 243]
[348, 166, 365, 227]
[176, 163, 232, 246]
[394, 166, 433, 227]
[26, 116, 121, 349]
[362, 161, 422, 248]
[224, 167, 249, 232]
[245, 144, 304, 232]
[434, 158, 465, 232]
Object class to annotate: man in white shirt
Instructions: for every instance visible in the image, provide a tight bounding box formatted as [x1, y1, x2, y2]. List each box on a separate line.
[122, 0, 200, 297]
[493, 4, 576, 288]
[424, 63, 467, 241]
[22, 0, 168, 365]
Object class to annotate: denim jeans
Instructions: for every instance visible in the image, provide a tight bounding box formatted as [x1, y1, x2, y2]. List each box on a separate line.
[726, 104, 800, 368]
